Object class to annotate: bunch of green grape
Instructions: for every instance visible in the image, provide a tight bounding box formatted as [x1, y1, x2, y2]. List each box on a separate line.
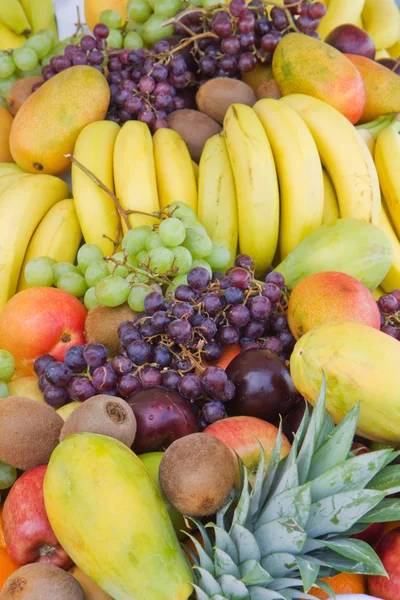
[24, 202, 231, 312]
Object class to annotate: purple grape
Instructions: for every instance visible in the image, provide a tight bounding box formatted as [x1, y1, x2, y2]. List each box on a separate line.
[213, 16, 233, 38]
[173, 356, 194, 372]
[153, 345, 172, 367]
[201, 401, 227, 425]
[108, 57, 122, 71]
[151, 310, 171, 332]
[227, 304, 251, 327]
[201, 341, 223, 363]
[270, 312, 288, 333]
[144, 292, 165, 314]
[279, 330, 296, 352]
[242, 341, 260, 351]
[67, 377, 96, 402]
[230, 0, 248, 18]
[170, 55, 187, 75]
[170, 73, 186, 89]
[266, 271, 285, 288]
[154, 81, 176, 96]
[382, 325, 398, 338]
[72, 52, 89, 66]
[224, 287, 244, 305]
[228, 267, 251, 290]
[128, 50, 145, 65]
[240, 33, 255, 48]
[115, 89, 131, 105]
[154, 39, 171, 52]
[212, 380, 236, 402]
[238, 12, 255, 34]
[162, 370, 181, 390]
[125, 96, 143, 114]
[51, 56, 72, 72]
[111, 355, 133, 375]
[34, 354, 55, 376]
[198, 318, 217, 341]
[108, 71, 122, 84]
[152, 64, 169, 82]
[202, 293, 222, 315]
[220, 37, 240, 58]
[234, 254, 254, 270]
[199, 55, 217, 76]
[64, 44, 81, 58]
[93, 23, 109, 39]
[168, 319, 193, 344]
[83, 343, 108, 368]
[139, 75, 156, 93]
[91, 366, 118, 391]
[216, 325, 240, 346]
[88, 49, 104, 65]
[172, 302, 194, 319]
[262, 336, 283, 354]
[141, 366, 163, 388]
[138, 108, 156, 127]
[154, 94, 173, 111]
[190, 311, 205, 327]
[175, 284, 199, 302]
[248, 295, 272, 321]
[178, 373, 203, 400]
[270, 6, 289, 30]
[43, 385, 68, 409]
[44, 361, 72, 387]
[378, 294, 398, 314]
[255, 17, 271, 37]
[140, 322, 157, 338]
[126, 340, 152, 365]
[219, 55, 238, 73]
[187, 267, 210, 291]
[117, 373, 142, 398]
[309, 1, 327, 19]
[203, 366, 227, 393]
[38, 373, 49, 393]
[172, 96, 185, 111]
[120, 329, 142, 349]
[297, 13, 319, 33]
[243, 320, 265, 339]
[262, 283, 282, 303]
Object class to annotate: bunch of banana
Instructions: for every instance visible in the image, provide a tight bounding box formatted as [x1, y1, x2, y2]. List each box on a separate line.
[0, 0, 57, 49]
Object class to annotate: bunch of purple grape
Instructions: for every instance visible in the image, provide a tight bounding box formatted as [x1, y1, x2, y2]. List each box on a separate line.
[378, 290, 400, 339]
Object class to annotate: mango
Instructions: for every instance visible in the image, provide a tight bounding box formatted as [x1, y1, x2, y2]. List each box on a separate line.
[43, 433, 193, 600]
[290, 321, 400, 444]
[346, 54, 400, 123]
[275, 218, 392, 291]
[84, 0, 127, 31]
[9, 66, 110, 175]
[287, 271, 381, 340]
[272, 33, 366, 124]
[0, 107, 13, 162]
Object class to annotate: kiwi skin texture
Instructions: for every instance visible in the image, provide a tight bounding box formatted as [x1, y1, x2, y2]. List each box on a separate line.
[196, 78, 257, 125]
[60, 394, 137, 447]
[159, 433, 236, 517]
[167, 109, 222, 163]
[1, 563, 84, 600]
[0, 396, 63, 471]
[84, 303, 136, 356]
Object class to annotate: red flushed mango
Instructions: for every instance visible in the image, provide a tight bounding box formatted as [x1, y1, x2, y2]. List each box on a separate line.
[346, 54, 400, 123]
[287, 271, 381, 340]
[272, 33, 366, 124]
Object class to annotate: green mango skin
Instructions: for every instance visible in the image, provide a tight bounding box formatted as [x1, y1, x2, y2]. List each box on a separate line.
[43, 433, 193, 600]
[275, 218, 392, 291]
[139, 452, 187, 541]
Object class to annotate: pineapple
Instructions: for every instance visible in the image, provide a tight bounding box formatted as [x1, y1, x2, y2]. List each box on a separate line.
[186, 376, 400, 600]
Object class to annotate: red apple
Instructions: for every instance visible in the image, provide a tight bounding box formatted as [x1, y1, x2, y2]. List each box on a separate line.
[0, 287, 86, 376]
[369, 527, 400, 599]
[2, 465, 73, 569]
[204, 415, 291, 485]
[351, 442, 371, 456]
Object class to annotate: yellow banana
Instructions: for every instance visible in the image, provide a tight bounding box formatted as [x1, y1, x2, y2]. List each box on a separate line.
[17, 199, 82, 291]
[192, 160, 198, 186]
[357, 128, 375, 156]
[0, 174, 69, 309]
[388, 40, 400, 58]
[322, 169, 339, 225]
[113, 121, 159, 229]
[197, 133, 238, 265]
[362, 0, 400, 50]
[375, 49, 391, 59]
[0, 162, 23, 176]
[281, 94, 381, 225]
[378, 200, 400, 293]
[0, 171, 29, 195]
[374, 118, 400, 238]
[223, 103, 279, 276]
[317, 0, 365, 40]
[19, 0, 58, 36]
[0, 0, 31, 35]
[0, 21, 25, 49]
[153, 128, 197, 213]
[253, 98, 324, 259]
[372, 286, 385, 300]
[72, 121, 120, 256]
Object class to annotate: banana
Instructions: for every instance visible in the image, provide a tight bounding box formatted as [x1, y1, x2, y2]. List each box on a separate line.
[198, 133, 238, 265]
[0, 162, 23, 176]
[317, 0, 365, 40]
[72, 121, 121, 256]
[281, 94, 381, 225]
[153, 128, 197, 213]
[372, 286, 385, 300]
[0, 174, 69, 309]
[375, 49, 391, 59]
[253, 98, 324, 260]
[192, 160, 199, 186]
[0, 0, 31, 36]
[388, 40, 400, 58]
[357, 128, 375, 156]
[0, 171, 29, 195]
[378, 200, 400, 293]
[17, 199, 82, 291]
[362, 0, 400, 50]
[113, 121, 160, 230]
[374, 118, 400, 238]
[223, 103, 279, 276]
[0, 21, 25, 50]
[322, 169, 340, 225]
[19, 0, 58, 36]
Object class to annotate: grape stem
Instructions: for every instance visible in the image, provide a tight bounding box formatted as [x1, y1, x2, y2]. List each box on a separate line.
[104, 254, 175, 286]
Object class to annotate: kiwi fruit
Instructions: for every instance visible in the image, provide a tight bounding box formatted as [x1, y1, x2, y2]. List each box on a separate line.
[7, 77, 43, 116]
[0, 563, 84, 600]
[255, 79, 282, 100]
[196, 78, 256, 125]
[69, 566, 113, 600]
[84, 303, 137, 356]
[166, 109, 222, 163]
[0, 396, 63, 471]
[159, 433, 236, 517]
[60, 395, 137, 447]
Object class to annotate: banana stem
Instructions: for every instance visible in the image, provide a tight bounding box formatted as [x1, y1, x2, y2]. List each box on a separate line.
[356, 113, 399, 139]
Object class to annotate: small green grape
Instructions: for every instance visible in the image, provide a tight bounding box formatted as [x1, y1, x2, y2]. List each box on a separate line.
[57, 273, 88, 298]
[182, 227, 212, 258]
[84, 287, 100, 310]
[85, 260, 109, 287]
[25, 33, 53, 60]
[0, 53, 16, 79]
[126, 271, 149, 285]
[166, 201, 196, 219]
[25, 257, 55, 287]
[0, 75, 17, 99]
[191, 259, 212, 278]
[123, 31, 144, 48]
[205, 241, 231, 271]
[0, 382, 8, 399]
[37, 28, 56, 46]
[107, 28, 124, 49]
[154, 0, 182, 18]
[12, 47, 38, 72]
[122, 225, 152, 255]
[125, 20, 144, 34]
[148, 247, 174, 274]
[146, 232, 166, 251]
[95, 275, 130, 307]
[107, 252, 129, 277]
[127, 0, 153, 22]
[127, 254, 138, 268]
[136, 250, 149, 266]
[158, 217, 186, 247]
[170, 246, 192, 274]
[100, 9, 124, 28]
[53, 262, 80, 284]
[16, 65, 42, 78]
[0, 351, 14, 383]
[127, 283, 153, 312]
[0, 461, 17, 489]
[77, 244, 104, 273]
[141, 14, 174, 45]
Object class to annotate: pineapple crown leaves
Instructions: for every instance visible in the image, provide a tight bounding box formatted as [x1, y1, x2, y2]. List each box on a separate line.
[187, 374, 400, 600]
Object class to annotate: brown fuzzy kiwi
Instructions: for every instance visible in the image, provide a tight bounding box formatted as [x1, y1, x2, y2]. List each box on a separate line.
[196, 78, 256, 125]
[60, 395, 137, 447]
[0, 563, 84, 600]
[84, 303, 137, 356]
[159, 433, 236, 517]
[166, 109, 222, 163]
[0, 396, 63, 471]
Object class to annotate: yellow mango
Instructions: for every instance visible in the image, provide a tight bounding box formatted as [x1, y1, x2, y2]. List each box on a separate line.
[290, 321, 400, 444]
[44, 433, 193, 600]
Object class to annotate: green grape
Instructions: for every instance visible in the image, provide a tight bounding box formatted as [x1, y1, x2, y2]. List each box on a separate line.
[158, 217, 186, 247]
[166, 273, 188, 296]
[16, 65, 42, 78]
[149, 247, 174, 274]
[141, 14, 174, 45]
[0, 53, 16, 79]
[77, 244, 104, 273]
[107, 28, 123, 49]
[57, 273, 88, 298]
[100, 9, 124, 28]
[122, 225, 152, 255]
[182, 227, 213, 258]
[127, 283, 153, 312]
[107, 252, 129, 277]
[53, 262, 80, 284]
[170, 246, 192, 274]
[126, 271, 149, 285]
[191, 259, 212, 277]
[167, 201, 195, 219]
[123, 31, 144, 48]
[0, 75, 17, 99]
[25, 257, 55, 287]
[127, 0, 153, 22]
[154, 0, 182, 17]
[85, 260, 109, 287]
[37, 28, 56, 46]
[0, 382, 8, 399]
[13, 47, 38, 72]
[202, 0, 219, 6]
[96, 275, 130, 307]
[0, 350, 14, 383]
[125, 20, 144, 34]
[181, 216, 207, 232]
[84, 287, 100, 310]
[0, 460, 17, 489]
[136, 250, 149, 266]
[40, 40, 68, 66]
[205, 241, 231, 271]
[25, 33, 53, 60]
[127, 254, 138, 267]
[146, 231, 166, 251]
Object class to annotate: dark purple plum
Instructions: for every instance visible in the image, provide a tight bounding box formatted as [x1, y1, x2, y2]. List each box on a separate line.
[282, 400, 312, 443]
[325, 24, 376, 60]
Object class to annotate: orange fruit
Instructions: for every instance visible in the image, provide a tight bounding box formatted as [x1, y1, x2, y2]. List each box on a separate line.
[0, 547, 19, 588]
[305, 572, 366, 598]
[216, 344, 241, 371]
